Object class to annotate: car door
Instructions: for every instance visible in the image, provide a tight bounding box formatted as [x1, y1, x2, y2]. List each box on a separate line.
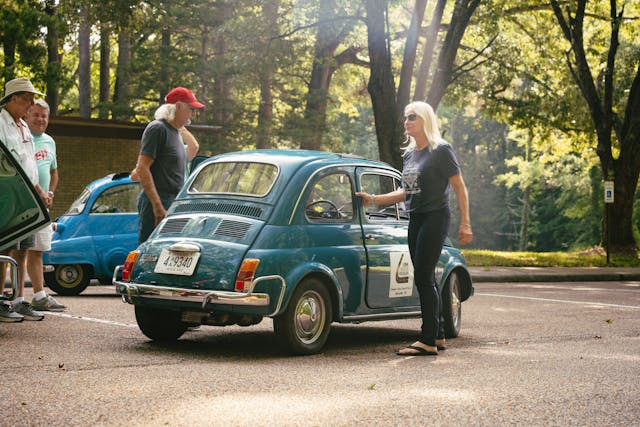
[87, 180, 140, 275]
[0, 141, 50, 251]
[301, 168, 368, 315]
[356, 167, 420, 310]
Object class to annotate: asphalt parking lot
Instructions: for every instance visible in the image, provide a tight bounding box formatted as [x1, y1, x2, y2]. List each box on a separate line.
[1, 271, 639, 426]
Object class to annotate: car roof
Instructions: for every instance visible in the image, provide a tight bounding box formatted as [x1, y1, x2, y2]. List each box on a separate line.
[84, 172, 135, 193]
[206, 149, 397, 173]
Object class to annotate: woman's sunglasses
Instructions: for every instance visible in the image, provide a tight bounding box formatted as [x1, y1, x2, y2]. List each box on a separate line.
[404, 113, 418, 122]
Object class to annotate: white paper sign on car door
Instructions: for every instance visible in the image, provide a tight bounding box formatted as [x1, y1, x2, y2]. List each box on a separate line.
[389, 252, 413, 297]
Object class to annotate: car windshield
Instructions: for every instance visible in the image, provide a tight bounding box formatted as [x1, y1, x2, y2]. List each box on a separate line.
[189, 161, 278, 196]
[64, 188, 91, 215]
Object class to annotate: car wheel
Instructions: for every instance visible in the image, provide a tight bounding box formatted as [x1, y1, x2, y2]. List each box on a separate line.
[45, 264, 91, 296]
[134, 306, 188, 341]
[273, 277, 332, 355]
[441, 270, 462, 338]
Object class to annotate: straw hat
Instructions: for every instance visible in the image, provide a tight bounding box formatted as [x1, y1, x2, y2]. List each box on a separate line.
[1, 78, 45, 105]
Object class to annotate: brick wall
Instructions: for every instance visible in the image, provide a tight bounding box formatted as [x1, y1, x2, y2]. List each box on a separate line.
[50, 136, 140, 219]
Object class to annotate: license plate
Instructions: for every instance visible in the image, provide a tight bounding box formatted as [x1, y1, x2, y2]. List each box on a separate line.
[154, 249, 201, 276]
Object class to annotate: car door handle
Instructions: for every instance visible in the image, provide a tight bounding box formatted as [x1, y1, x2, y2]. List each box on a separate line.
[365, 234, 381, 240]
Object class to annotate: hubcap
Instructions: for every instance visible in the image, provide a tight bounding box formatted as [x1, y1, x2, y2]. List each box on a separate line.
[451, 275, 461, 327]
[294, 290, 325, 344]
[57, 265, 82, 287]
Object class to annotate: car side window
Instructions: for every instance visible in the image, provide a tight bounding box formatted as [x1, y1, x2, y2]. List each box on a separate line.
[304, 173, 354, 223]
[360, 173, 407, 221]
[90, 183, 140, 214]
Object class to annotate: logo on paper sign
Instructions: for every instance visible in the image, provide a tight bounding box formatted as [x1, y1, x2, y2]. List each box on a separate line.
[389, 252, 413, 298]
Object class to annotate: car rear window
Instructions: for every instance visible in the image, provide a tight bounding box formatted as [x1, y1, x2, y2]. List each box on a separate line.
[188, 161, 278, 196]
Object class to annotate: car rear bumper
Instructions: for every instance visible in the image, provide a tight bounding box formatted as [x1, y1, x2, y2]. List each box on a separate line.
[113, 268, 286, 316]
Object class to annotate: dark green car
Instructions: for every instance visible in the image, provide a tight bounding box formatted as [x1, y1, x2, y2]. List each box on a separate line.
[0, 142, 51, 299]
[114, 150, 473, 355]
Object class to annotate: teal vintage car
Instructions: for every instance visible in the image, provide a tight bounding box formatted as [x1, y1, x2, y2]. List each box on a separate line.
[114, 150, 473, 355]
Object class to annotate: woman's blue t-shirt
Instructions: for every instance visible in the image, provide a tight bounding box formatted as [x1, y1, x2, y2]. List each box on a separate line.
[402, 142, 460, 213]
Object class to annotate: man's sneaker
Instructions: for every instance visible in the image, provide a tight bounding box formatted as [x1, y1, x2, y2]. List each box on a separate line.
[31, 295, 66, 312]
[13, 301, 44, 321]
[0, 302, 24, 322]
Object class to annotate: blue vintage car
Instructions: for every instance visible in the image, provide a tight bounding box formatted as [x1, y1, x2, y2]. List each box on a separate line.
[43, 173, 140, 295]
[114, 150, 473, 355]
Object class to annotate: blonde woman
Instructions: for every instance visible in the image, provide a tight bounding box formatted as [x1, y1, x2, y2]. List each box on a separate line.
[356, 101, 472, 356]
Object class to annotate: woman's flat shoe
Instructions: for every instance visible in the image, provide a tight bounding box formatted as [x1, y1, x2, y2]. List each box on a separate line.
[396, 344, 438, 356]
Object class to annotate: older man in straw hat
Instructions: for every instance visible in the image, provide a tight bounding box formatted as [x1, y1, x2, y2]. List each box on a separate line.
[0, 77, 66, 322]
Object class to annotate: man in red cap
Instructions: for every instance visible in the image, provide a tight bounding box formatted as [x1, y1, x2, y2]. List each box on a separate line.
[134, 87, 204, 243]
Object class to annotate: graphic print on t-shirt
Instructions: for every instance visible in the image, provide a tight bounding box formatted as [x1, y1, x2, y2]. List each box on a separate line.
[402, 166, 421, 194]
[34, 148, 48, 161]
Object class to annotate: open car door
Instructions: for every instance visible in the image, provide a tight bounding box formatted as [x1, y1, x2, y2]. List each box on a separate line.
[0, 141, 50, 251]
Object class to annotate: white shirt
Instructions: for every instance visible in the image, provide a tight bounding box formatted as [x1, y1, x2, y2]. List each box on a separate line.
[0, 108, 38, 185]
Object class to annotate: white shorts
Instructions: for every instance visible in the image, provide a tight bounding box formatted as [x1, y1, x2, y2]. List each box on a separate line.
[31, 225, 53, 252]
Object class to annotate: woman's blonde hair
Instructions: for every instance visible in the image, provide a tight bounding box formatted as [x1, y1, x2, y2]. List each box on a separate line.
[402, 101, 444, 153]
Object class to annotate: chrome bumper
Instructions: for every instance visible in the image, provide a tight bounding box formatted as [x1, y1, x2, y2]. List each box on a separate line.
[0, 255, 18, 301]
[113, 266, 286, 316]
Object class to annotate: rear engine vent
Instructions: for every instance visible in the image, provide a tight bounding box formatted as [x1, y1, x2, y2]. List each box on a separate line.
[159, 218, 190, 234]
[174, 201, 263, 219]
[213, 220, 251, 240]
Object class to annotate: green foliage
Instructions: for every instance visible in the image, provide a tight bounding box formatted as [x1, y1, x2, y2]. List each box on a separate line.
[2, 0, 639, 252]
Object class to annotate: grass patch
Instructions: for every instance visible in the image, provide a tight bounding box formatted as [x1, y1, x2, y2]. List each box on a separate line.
[464, 247, 640, 267]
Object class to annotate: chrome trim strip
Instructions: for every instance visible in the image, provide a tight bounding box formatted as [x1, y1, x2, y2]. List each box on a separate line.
[342, 310, 421, 322]
[168, 242, 201, 252]
[114, 274, 286, 315]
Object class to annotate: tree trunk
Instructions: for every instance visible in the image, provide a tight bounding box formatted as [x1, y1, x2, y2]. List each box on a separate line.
[365, 0, 402, 169]
[159, 27, 171, 103]
[414, 0, 446, 101]
[44, 0, 61, 115]
[518, 185, 530, 251]
[78, 6, 91, 118]
[301, 0, 362, 151]
[396, 0, 427, 114]
[113, 29, 132, 120]
[256, 0, 279, 149]
[98, 23, 111, 119]
[2, 31, 16, 82]
[551, 0, 640, 250]
[427, 0, 480, 110]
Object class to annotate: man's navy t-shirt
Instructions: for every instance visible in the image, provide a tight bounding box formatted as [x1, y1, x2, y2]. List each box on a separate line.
[402, 143, 460, 213]
[140, 119, 185, 195]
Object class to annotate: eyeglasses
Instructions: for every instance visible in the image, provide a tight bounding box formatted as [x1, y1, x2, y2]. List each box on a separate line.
[404, 113, 418, 122]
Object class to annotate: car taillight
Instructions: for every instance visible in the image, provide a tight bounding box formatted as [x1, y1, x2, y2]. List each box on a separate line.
[235, 259, 260, 292]
[122, 250, 140, 281]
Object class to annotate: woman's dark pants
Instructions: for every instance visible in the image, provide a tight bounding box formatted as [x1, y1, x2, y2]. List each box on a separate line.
[408, 208, 450, 346]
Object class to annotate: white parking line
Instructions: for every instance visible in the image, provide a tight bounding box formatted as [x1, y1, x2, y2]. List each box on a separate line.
[476, 293, 640, 309]
[44, 311, 138, 327]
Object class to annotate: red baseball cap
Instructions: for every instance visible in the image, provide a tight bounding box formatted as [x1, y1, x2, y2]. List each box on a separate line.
[165, 87, 205, 109]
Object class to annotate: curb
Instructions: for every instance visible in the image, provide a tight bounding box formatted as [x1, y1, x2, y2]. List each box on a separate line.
[469, 267, 640, 283]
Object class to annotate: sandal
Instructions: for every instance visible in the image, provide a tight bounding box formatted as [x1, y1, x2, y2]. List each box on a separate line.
[396, 343, 438, 356]
[436, 339, 446, 351]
